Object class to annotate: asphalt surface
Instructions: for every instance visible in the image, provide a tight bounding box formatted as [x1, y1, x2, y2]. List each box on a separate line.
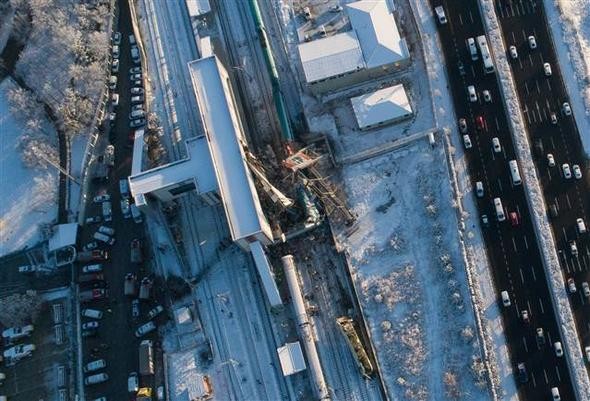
[431, 0, 576, 399]
[77, 1, 164, 399]
[495, 0, 590, 375]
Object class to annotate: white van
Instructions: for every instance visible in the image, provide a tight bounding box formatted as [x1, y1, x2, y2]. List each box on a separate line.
[131, 204, 143, 224]
[102, 201, 112, 222]
[466, 37, 478, 60]
[83, 359, 107, 373]
[93, 232, 115, 246]
[129, 110, 145, 120]
[508, 160, 522, 186]
[84, 373, 109, 386]
[501, 290, 511, 307]
[577, 218, 587, 234]
[494, 197, 506, 221]
[81, 309, 103, 320]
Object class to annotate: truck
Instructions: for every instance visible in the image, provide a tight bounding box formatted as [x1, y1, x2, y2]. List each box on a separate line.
[139, 277, 152, 300]
[2, 325, 34, 342]
[77, 250, 109, 263]
[124, 273, 137, 296]
[138, 340, 154, 376]
[80, 289, 107, 303]
[3, 344, 35, 360]
[78, 273, 105, 284]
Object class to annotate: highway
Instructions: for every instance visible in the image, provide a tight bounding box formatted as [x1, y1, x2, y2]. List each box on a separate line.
[495, 0, 590, 373]
[431, 0, 576, 399]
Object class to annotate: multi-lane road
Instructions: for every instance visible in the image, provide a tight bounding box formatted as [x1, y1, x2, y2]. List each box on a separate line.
[431, 0, 577, 399]
[495, 0, 590, 371]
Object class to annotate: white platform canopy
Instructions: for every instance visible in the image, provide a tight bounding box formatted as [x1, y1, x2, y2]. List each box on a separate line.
[188, 56, 272, 248]
[351, 84, 412, 130]
[48, 223, 78, 252]
[185, 0, 211, 17]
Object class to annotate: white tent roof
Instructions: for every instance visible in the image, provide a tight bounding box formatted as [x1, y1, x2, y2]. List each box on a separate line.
[277, 342, 306, 376]
[347, 0, 409, 68]
[298, 31, 365, 83]
[48, 223, 78, 252]
[188, 57, 271, 242]
[351, 84, 412, 129]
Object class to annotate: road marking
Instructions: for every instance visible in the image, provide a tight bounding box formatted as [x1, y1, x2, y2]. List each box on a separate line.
[556, 366, 561, 382]
[535, 101, 542, 123]
[543, 369, 549, 384]
[458, 14, 463, 26]
[524, 81, 530, 96]
[529, 54, 534, 68]
[550, 135, 556, 149]
[536, 80, 541, 95]
[531, 371, 537, 387]
[566, 193, 572, 209]
[497, 178, 503, 193]
[469, 10, 474, 23]
[499, 2, 505, 18]
[519, 267, 525, 284]
[495, 116, 500, 131]
[546, 79, 552, 91]
[523, 235, 529, 250]
[531, 265, 537, 281]
[527, 299, 533, 315]
[531, 106, 537, 123]
[539, 297, 545, 314]
[523, 336, 529, 353]
[547, 330, 553, 345]
[512, 236, 518, 252]
[562, 227, 568, 241]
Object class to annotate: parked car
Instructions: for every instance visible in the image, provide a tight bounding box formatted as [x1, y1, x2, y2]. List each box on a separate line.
[582, 282, 590, 298]
[130, 87, 144, 95]
[84, 373, 108, 386]
[521, 309, 529, 324]
[113, 32, 121, 45]
[571, 241, 579, 257]
[562, 163, 572, 179]
[147, 305, 164, 319]
[112, 93, 119, 107]
[482, 90, 492, 102]
[567, 277, 577, 293]
[467, 85, 477, 102]
[108, 75, 117, 90]
[536, 327, 545, 346]
[543, 62, 552, 76]
[554, 341, 563, 357]
[128, 372, 139, 393]
[120, 199, 131, 218]
[475, 115, 485, 130]
[129, 67, 142, 74]
[82, 264, 103, 274]
[517, 362, 528, 383]
[458, 118, 467, 133]
[131, 104, 144, 113]
[130, 118, 146, 128]
[492, 137, 501, 153]
[93, 232, 115, 246]
[93, 194, 110, 203]
[135, 321, 156, 337]
[112, 45, 120, 58]
[434, 5, 447, 24]
[18, 265, 36, 274]
[573, 164, 582, 179]
[130, 73, 142, 80]
[111, 59, 119, 73]
[547, 154, 555, 167]
[82, 329, 97, 338]
[83, 359, 106, 373]
[81, 308, 103, 320]
[132, 299, 140, 318]
[463, 134, 472, 149]
[562, 102, 572, 116]
[509, 211, 520, 227]
[550, 112, 557, 124]
[130, 239, 143, 263]
[131, 95, 144, 104]
[98, 226, 115, 236]
[82, 242, 99, 252]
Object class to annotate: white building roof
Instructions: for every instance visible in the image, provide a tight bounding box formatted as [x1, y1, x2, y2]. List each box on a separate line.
[351, 84, 412, 129]
[347, 0, 410, 68]
[130, 129, 145, 176]
[129, 136, 217, 197]
[298, 31, 365, 83]
[277, 342, 306, 376]
[48, 223, 78, 252]
[174, 306, 192, 325]
[250, 241, 282, 308]
[185, 0, 210, 17]
[188, 57, 271, 243]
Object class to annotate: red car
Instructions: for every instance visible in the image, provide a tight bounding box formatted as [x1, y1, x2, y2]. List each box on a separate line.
[476, 115, 485, 130]
[509, 211, 520, 227]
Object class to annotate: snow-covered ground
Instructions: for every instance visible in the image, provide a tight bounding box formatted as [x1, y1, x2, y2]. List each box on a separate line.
[0, 79, 58, 256]
[334, 139, 491, 401]
[544, 0, 590, 156]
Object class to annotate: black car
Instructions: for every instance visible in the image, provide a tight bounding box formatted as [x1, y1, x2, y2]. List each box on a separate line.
[82, 329, 97, 338]
[517, 362, 528, 383]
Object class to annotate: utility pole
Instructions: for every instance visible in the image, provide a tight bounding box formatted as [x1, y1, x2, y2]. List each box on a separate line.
[34, 148, 80, 186]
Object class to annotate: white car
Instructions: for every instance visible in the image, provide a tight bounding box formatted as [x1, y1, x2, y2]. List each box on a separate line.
[111, 93, 119, 107]
[568, 277, 577, 292]
[562, 163, 572, 179]
[554, 341, 563, 357]
[434, 5, 447, 24]
[111, 58, 119, 73]
[467, 85, 477, 102]
[108, 75, 117, 90]
[128, 372, 139, 393]
[93, 194, 110, 203]
[492, 137, 501, 153]
[585, 346, 590, 363]
[543, 62, 552, 76]
[483, 90, 492, 103]
[130, 87, 144, 95]
[458, 118, 468, 133]
[83, 359, 106, 373]
[475, 181, 484, 198]
[82, 321, 99, 330]
[528, 35, 537, 49]
[573, 164, 582, 179]
[120, 199, 131, 218]
[129, 67, 142, 74]
[562, 102, 572, 116]
[82, 241, 99, 252]
[582, 282, 590, 298]
[135, 321, 156, 337]
[98, 226, 115, 236]
[509, 45, 518, 59]
[547, 153, 555, 167]
[571, 241, 579, 257]
[82, 264, 103, 274]
[550, 112, 557, 124]
[93, 232, 115, 246]
[147, 305, 164, 319]
[131, 104, 144, 113]
[463, 134, 472, 149]
[113, 32, 121, 45]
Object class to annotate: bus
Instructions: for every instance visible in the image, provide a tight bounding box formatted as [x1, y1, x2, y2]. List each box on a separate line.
[508, 160, 522, 186]
[476, 35, 495, 74]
